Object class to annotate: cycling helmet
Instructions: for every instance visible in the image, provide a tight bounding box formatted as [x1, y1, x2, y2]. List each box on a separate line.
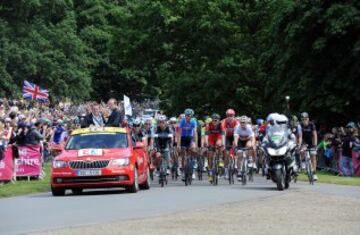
[301, 112, 309, 119]
[169, 117, 177, 123]
[346, 122, 356, 129]
[226, 109, 235, 116]
[239, 116, 248, 123]
[4, 117, 11, 123]
[256, 119, 264, 125]
[184, 108, 194, 116]
[211, 113, 220, 120]
[133, 118, 142, 126]
[158, 115, 167, 122]
[205, 117, 212, 124]
[247, 117, 252, 124]
[291, 115, 298, 122]
[198, 120, 205, 127]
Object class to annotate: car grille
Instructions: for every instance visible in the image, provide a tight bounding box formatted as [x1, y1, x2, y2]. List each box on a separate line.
[55, 176, 129, 184]
[69, 160, 110, 169]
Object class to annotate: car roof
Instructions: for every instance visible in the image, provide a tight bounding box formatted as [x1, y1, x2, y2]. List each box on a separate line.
[71, 127, 127, 135]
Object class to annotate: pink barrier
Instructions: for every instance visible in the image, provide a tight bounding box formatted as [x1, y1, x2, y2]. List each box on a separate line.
[0, 146, 14, 181]
[15, 145, 42, 177]
[352, 150, 360, 177]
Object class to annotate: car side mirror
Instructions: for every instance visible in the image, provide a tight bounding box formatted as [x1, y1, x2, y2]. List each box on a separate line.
[134, 142, 144, 149]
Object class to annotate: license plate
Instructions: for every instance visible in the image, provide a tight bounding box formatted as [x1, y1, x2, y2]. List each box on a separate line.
[76, 169, 102, 176]
[78, 149, 103, 157]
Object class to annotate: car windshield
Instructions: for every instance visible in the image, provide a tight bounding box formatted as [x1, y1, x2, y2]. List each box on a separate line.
[65, 133, 128, 150]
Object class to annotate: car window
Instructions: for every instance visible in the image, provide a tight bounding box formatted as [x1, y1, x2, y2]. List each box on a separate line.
[65, 133, 128, 150]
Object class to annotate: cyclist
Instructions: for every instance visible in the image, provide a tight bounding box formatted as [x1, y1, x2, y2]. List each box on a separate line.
[143, 118, 154, 149]
[299, 112, 318, 181]
[168, 117, 180, 176]
[178, 108, 198, 180]
[233, 116, 256, 181]
[197, 120, 206, 170]
[221, 109, 238, 179]
[131, 118, 146, 145]
[205, 113, 225, 183]
[152, 115, 173, 177]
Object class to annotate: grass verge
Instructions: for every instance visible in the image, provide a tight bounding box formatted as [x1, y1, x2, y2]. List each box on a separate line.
[0, 163, 51, 198]
[298, 170, 360, 186]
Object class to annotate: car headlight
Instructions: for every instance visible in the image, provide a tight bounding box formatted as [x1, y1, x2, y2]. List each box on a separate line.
[267, 146, 287, 156]
[53, 160, 68, 168]
[112, 158, 130, 166]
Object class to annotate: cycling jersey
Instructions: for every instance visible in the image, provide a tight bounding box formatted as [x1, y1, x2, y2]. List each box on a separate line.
[234, 124, 254, 140]
[206, 122, 224, 146]
[221, 118, 238, 137]
[300, 122, 316, 147]
[132, 130, 145, 143]
[154, 126, 172, 150]
[179, 118, 197, 137]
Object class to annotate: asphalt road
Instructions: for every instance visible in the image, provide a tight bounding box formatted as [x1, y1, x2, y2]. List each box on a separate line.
[1, 176, 360, 235]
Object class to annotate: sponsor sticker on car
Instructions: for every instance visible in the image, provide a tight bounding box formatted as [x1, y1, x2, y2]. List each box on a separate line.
[78, 149, 103, 157]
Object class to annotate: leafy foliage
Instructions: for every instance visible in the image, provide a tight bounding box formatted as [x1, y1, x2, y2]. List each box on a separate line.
[0, 0, 359, 123]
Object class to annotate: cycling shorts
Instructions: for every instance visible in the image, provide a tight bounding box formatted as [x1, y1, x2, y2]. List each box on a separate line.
[208, 135, 222, 147]
[181, 136, 194, 148]
[225, 136, 234, 150]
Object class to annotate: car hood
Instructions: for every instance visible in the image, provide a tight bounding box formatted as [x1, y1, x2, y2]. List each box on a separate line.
[55, 148, 132, 161]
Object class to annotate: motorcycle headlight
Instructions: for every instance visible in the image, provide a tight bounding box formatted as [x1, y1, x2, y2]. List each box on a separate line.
[52, 160, 68, 168]
[267, 146, 287, 156]
[111, 158, 130, 166]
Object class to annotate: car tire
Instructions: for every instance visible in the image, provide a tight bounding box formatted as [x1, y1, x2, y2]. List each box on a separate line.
[139, 167, 151, 190]
[51, 187, 65, 196]
[126, 168, 139, 193]
[71, 188, 83, 195]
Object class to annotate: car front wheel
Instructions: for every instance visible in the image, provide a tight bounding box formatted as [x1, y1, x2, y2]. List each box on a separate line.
[51, 187, 66, 196]
[126, 168, 139, 193]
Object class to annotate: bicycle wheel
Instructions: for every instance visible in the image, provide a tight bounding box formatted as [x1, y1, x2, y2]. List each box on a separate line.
[306, 160, 314, 185]
[241, 159, 247, 186]
[249, 167, 254, 182]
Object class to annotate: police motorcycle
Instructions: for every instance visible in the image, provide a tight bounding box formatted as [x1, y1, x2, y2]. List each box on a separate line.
[261, 115, 297, 191]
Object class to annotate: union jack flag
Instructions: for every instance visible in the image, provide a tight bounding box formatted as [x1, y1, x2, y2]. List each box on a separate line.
[22, 80, 49, 102]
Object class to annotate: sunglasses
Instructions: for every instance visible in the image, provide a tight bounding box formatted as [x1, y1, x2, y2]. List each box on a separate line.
[133, 124, 141, 127]
[145, 123, 151, 126]
[240, 122, 246, 124]
[226, 115, 234, 118]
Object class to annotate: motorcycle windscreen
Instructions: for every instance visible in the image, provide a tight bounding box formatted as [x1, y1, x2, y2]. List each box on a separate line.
[267, 125, 288, 147]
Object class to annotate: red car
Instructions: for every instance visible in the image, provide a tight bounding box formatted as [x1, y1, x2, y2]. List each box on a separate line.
[51, 127, 151, 196]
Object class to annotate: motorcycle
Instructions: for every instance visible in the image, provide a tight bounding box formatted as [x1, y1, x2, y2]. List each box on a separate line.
[262, 124, 297, 191]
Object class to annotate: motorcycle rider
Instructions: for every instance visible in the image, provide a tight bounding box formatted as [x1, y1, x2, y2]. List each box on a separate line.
[261, 114, 297, 179]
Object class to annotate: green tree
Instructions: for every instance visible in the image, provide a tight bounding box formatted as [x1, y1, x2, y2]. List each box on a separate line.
[264, 0, 360, 124]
